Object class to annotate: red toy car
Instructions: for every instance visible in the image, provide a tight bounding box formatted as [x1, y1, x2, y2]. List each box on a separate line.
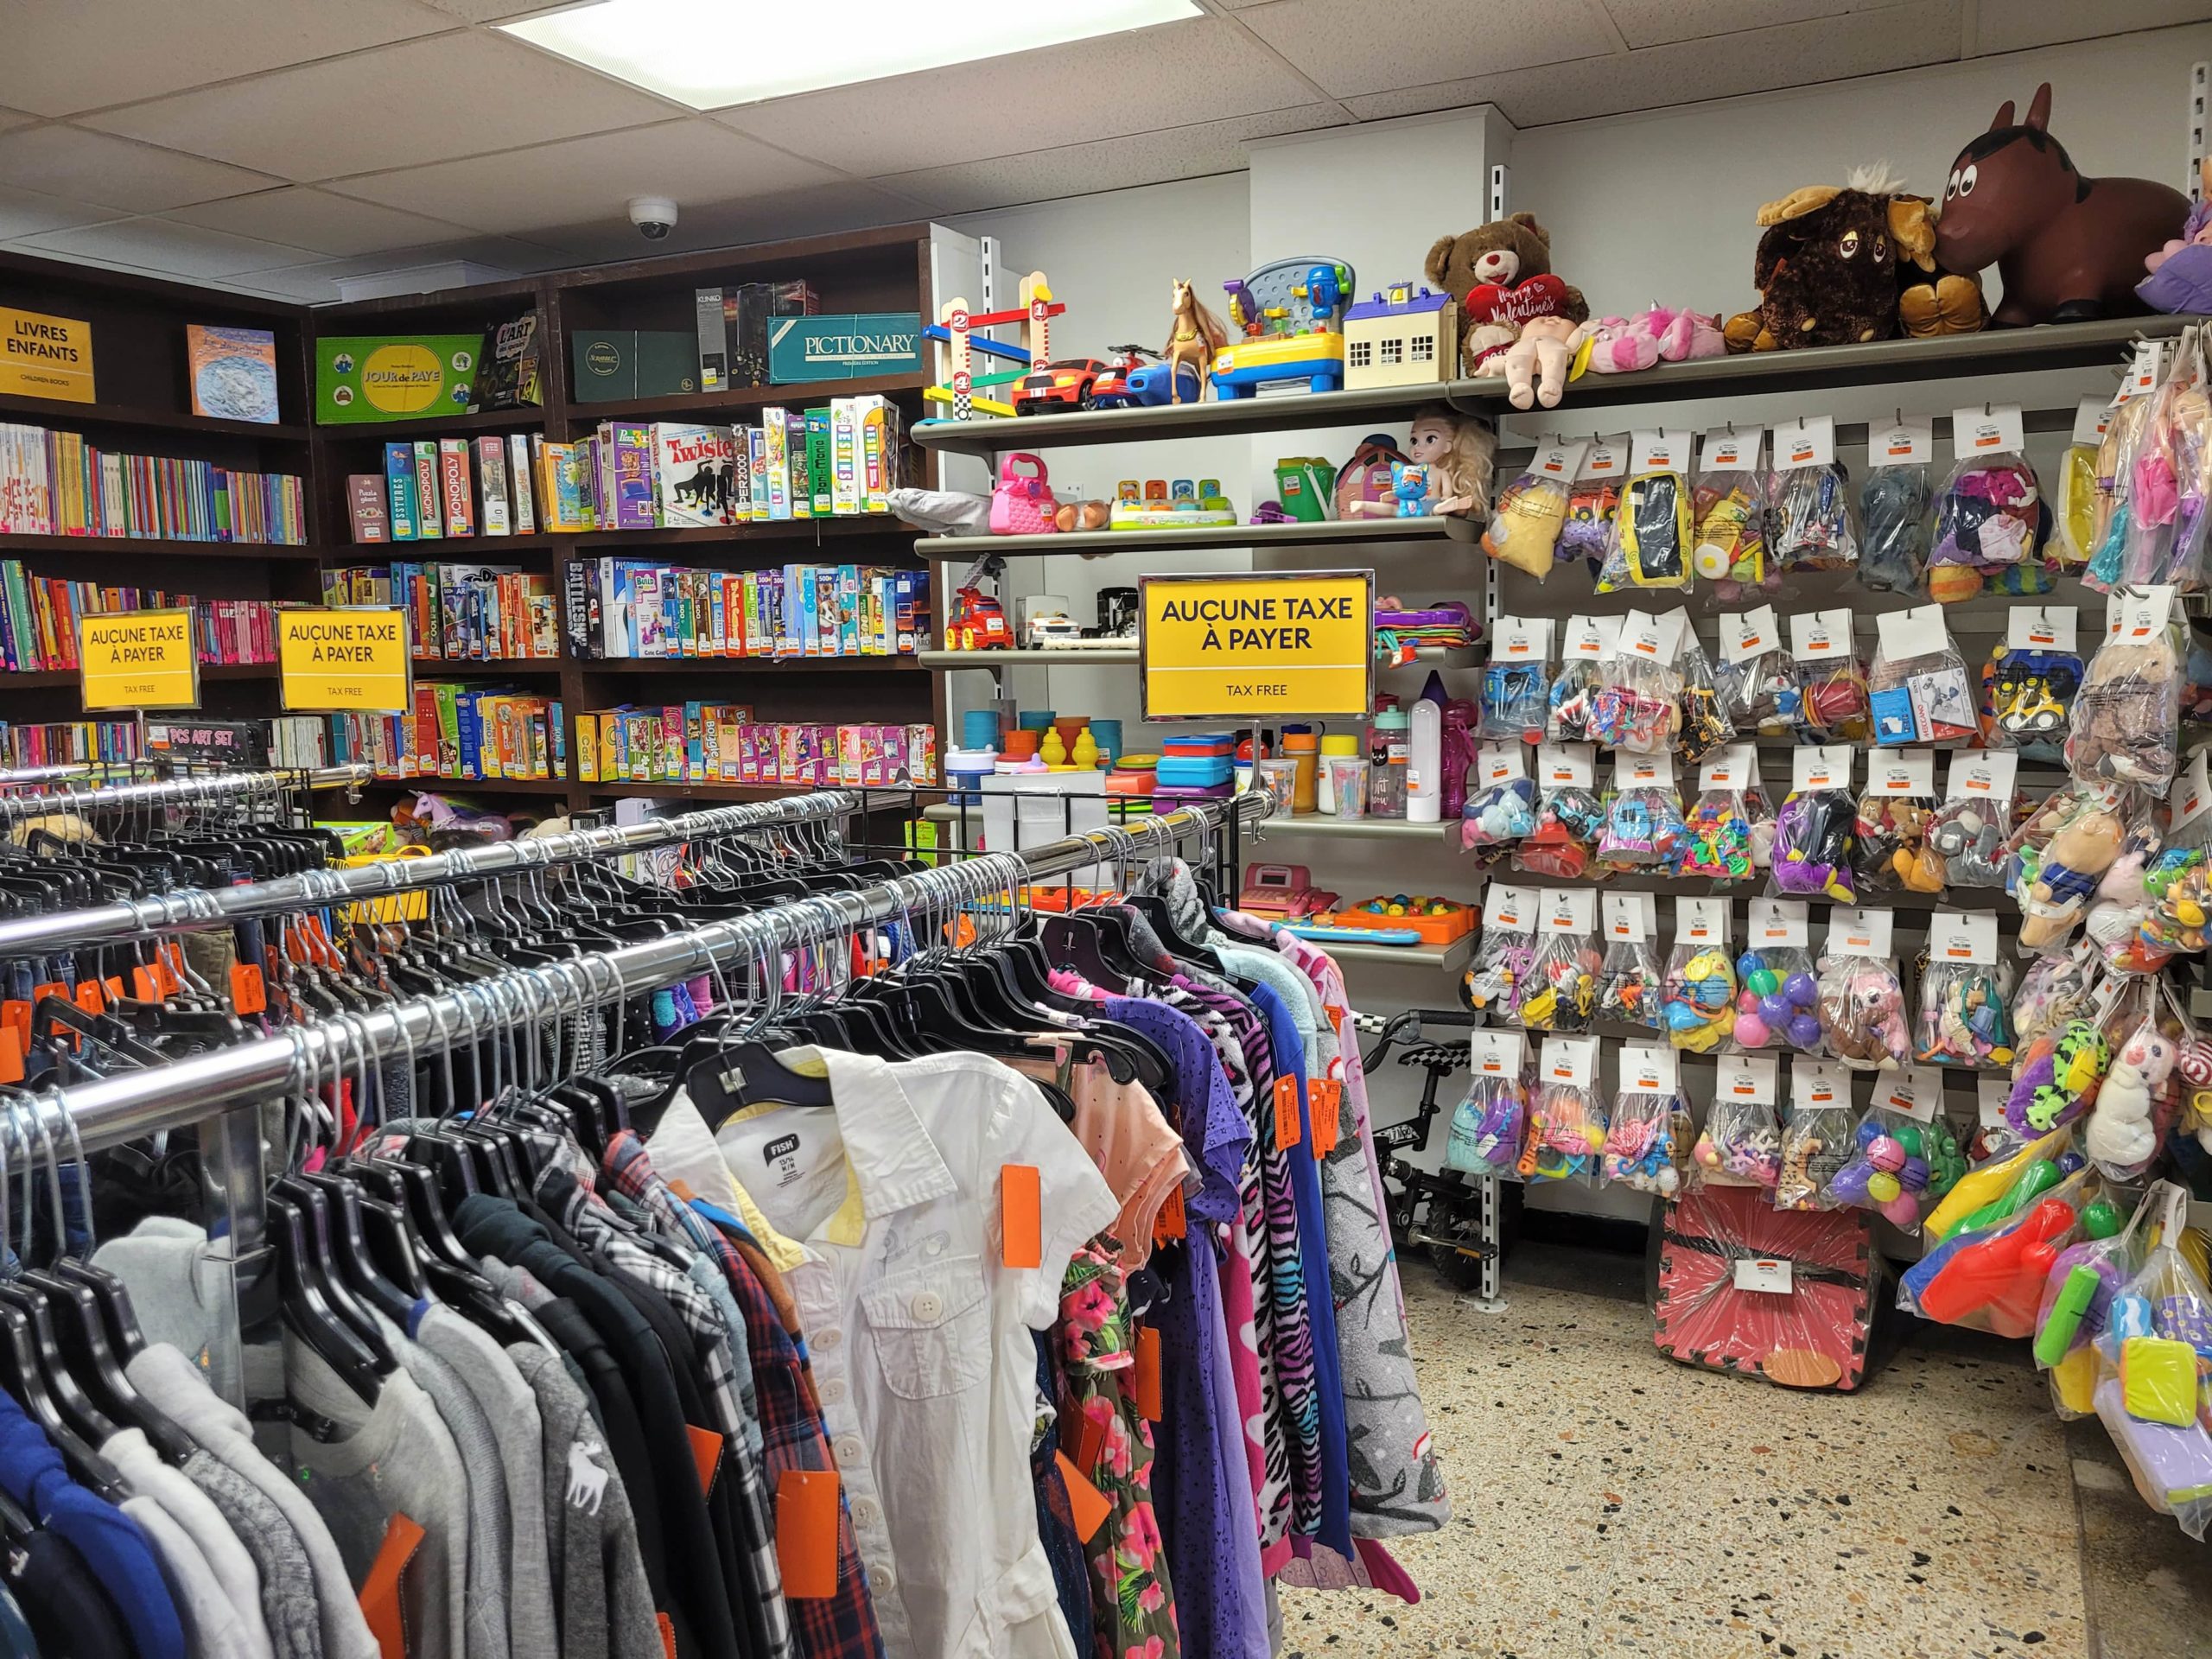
[1014, 356, 1114, 415]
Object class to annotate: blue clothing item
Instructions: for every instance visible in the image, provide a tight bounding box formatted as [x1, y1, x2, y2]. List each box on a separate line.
[0, 1391, 184, 1659]
[1249, 979, 1353, 1560]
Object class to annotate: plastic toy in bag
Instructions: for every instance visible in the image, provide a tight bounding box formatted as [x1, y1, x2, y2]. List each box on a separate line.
[1597, 465, 1694, 592]
[1716, 641, 1800, 738]
[1689, 463, 1768, 591]
[2088, 393, 2152, 590]
[1867, 635, 1978, 747]
[2067, 626, 2183, 791]
[2031, 1185, 2139, 1398]
[1927, 454, 2046, 603]
[1690, 1094, 1781, 1188]
[1520, 929, 1602, 1033]
[1826, 1106, 1937, 1231]
[1597, 921, 1662, 1030]
[2090, 1221, 2212, 1540]
[1598, 784, 1686, 870]
[1661, 943, 1737, 1053]
[1459, 774, 1537, 854]
[1777, 1098, 1855, 1211]
[1858, 459, 1932, 595]
[1559, 475, 1619, 574]
[1769, 461, 1858, 573]
[1794, 654, 1871, 743]
[1915, 961, 2014, 1069]
[1675, 639, 1738, 764]
[1519, 1080, 1608, 1182]
[1513, 782, 1606, 881]
[2119, 375, 2201, 588]
[1676, 788, 1754, 881]
[1482, 659, 1550, 744]
[1546, 656, 1604, 741]
[1586, 650, 1682, 753]
[1730, 948, 1822, 1052]
[1853, 791, 1944, 896]
[2012, 945, 2102, 1053]
[1480, 465, 1570, 578]
[2159, 382, 2212, 592]
[1459, 911, 1535, 1016]
[2013, 789, 2135, 953]
[2084, 1007, 2183, 1173]
[1983, 646, 2083, 762]
[2056, 434, 2101, 569]
[1446, 1074, 1529, 1178]
[1770, 788, 1858, 903]
[1927, 795, 2016, 888]
[1815, 955, 1910, 1070]
[1604, 1090, 1692, 1196]
[2001, 1019, 2111, 1136]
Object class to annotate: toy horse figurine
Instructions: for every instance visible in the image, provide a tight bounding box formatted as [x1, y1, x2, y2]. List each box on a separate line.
[1164, 278, 1228, 404]
[1935, 82, 2189, 327]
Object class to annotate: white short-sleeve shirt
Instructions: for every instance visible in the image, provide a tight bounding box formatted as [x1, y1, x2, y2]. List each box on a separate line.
[703, 1046, 1118, 1659]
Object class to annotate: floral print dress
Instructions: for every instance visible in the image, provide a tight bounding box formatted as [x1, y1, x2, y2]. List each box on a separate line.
[1059, 1241, 1180, 1659]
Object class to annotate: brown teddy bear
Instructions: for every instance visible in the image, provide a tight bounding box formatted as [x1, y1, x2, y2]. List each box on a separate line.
[1426, 213, 1589, 375]
[1723, 170, 1986, 353]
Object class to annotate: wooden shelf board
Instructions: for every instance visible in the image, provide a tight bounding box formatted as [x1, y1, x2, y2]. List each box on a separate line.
[570, 371, 925, 423]
[924, 516, 1464, 556]
[0, 391, 308, 442]
[0, 533, 321, 562]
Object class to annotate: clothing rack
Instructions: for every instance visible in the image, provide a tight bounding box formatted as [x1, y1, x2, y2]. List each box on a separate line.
[0, 787, 867, 957]
[0, 762, 373, 822]
[12, 789, 1268, 1406]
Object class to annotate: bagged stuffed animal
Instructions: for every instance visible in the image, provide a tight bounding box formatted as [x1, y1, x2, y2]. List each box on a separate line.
[1426, 213, 1589, 375]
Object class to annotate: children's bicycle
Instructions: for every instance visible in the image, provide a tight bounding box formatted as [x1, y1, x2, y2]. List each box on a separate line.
[1364, 1007, 1507, 1295]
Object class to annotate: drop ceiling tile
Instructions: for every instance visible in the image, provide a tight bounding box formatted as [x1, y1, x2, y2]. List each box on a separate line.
[1233, 0, 1617, 99]
[0, 0, 452, 118]
[0, 183, 118, 241]
[712, 15, 1318, 175]
[327, 118, 840, 237]
[215, 261, 359, 303]
[16, 214, 315, 279]
[534, 181, 927, 264]
[168, 186, 474, 256]
[0, 109, 35, 135]
[1601, 0, 1896, 48]
[1348, 3, 1955, 125]
[883, 104, 1345, 217]
[413, 0, 561, 19]
[1974, 0, 2212, 53]
[0, 125, 279, 214]
[82, 30, 676, 180]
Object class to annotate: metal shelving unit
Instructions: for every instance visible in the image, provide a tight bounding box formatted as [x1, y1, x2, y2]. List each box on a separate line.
[919, 516, 1468, 558]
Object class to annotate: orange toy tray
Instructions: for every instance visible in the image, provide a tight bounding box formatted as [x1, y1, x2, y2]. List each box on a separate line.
[1312, 899, 1476, 944]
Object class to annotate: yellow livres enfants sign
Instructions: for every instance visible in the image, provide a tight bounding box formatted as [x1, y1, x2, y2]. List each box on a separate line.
[0, 306, 94, 403]
[1140, 570, 1374, 721]
[278, 608, 410, 714]
[79, 608, 197, 710]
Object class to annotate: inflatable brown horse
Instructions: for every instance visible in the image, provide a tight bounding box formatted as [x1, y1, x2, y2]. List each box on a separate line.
[1934, 82, 2188, 327]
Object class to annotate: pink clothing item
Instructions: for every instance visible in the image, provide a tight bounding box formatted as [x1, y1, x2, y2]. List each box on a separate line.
[1216, 1214, 1272, 1535]
[1006, 1041, 1190, 1268]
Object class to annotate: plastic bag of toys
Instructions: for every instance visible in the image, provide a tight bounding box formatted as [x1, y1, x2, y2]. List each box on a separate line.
[2012, 943, 2101, 1054]
[1519, 1036, 1607, 1184]
[1545, 614, 1612, 742]
[1915, 913, 2014, 1071]
[1675, 633, 1738, 765]
[1858, 416, 1934, 595]
[2083, 980, 2192, 1179]
[1770, 747, 1859, 904]
[1690, 1052, 1781, 1190]
[1586, 609, 1685, 752]
[1743, 776, 1779, 871]
[1815, 909, 1910, 1071]
[2012, 782, 2150, 957]
[1445, 1030, 1532, 1179]
[2120, 349, 2208, 588]
[1788, 608, 1870, 743]
[2035, 1183, 2144, 1420]
[1927, 753, 2019, 890]
[1714, 606, 1798, 737]
[1732, 904, 1823, 1053]
[1768, 417, 1857, 573]
[1776, 1058, 1856, 1211]
[1598, 754, 1686, 871]
[2001, 1015, 2113, 1139]
[1460, 883, 1535, 1016]
[1982, 626, 2083, 766]
[1481, 616, 1553, 743]
[2066, 586, 2185, 791]
[1515, 743, 1606, 881]
[1596, 893, 1662, 1031]
[1559, 438, 1626, 576]
[1519, 889, 1601, 1033]
[1688, 427, 1770, 596]
[2134, 753, 2212, 964]
[1825, 1080, 1945, 1234]
[1677, 744, 1758, 884]
[1853, 751, 1944, 898]
[1661, 898, 1737, 1054]
[1597, 429, 1695, 594]
[2054, 397, 2110, 571]
[1866, 605, 1978, 747]
[1604, 1046, 1691, 1198]
[1929, 406, 2050, 601]
[2087, 378, 2156, 591]
[2088, 1186, 2212, 1540]
[2158, 365, 2212, 594]
[1459, 747, 1537, 856]
[1480, 439, 1583, 579]
[1903, 1146, 2101, 1338]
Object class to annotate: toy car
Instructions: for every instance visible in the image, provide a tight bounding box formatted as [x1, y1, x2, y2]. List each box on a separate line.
[1089, 345, 1161, 410]
[1014, 356, 1113, 416]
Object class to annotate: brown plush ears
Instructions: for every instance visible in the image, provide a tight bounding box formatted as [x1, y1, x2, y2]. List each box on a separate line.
[1424, 234, 1459, 288]
[1888, 196, 1938, 271]
[1508, 211, 1550, 250]
[1756, 186, 1840, 226]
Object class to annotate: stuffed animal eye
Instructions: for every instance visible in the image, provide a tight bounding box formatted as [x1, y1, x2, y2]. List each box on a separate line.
[1840, 231, 1860, 258]
[1874, 236, 1888, 260]
[1945, 168, 1961, 198]
[1957, 163, 1978, 197]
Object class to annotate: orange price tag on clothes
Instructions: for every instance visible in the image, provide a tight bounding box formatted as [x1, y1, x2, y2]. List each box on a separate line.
[31, 982, 64, 1007]
[73, 981, 103, 1015]
[1309, 1080, 1342, 1158]
[0, 1027, 23, 1086]
[357, 1511, 425, 1658]
[155, 950, 181, 995]
[1273, 1075, 1302, 1151]
[1072, 1403, 1109, 1475]
[776, 1470, 842, 1599]
[101, 976, 124, 1007]
[1152, 1183, 1186, 1245]
[686, 1425, 723, 1497]
[2, 1003, 27, 1055]
[230, 963, 266, 1015]
[1000, 1163, 1042, 1268]
[1325, 1004, 1346, 1034]
[1133, 1325, 1163, 1422]
[130, 966, 161, 1004]
[1054, 1450, 1113, 1545]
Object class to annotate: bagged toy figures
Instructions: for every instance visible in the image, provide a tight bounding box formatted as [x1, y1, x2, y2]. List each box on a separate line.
[1929, 405, 2052, 601]
[1598, 430, 1695, 592]
[1482, 440, 1583, 578]
[1691, 1052, 1782, 1190]
[1768, 416, 1857, 573]
[1815, 907, 1910, 1071]
[2067, 586, 2185, 791]
[1776, 1058, 1856, 1211]
[1859, 416, 1935, 594]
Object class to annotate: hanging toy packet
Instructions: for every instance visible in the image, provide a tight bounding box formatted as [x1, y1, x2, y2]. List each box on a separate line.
[1929, 402, 2052, 601]
[2011, 780, 2147, 957]
[1597, 892, 1662, 1030]
[1587, 608, 1685, 753]
[1770, 744, 1859, 904]
[1768, 415, 1858, 574]
[1715, 605, 1798, 738]
[1599, 750, 1686, 871]
[1688, 426, 1769, 597]
[1515, 742, 1606, 881]
[1733, 898, 1821, 1054]
[1677, 742, 1757, 884]
[2135, 751, 2212, 964]
[1521, 887, 1601, 1033]
[1929, 752, 2018, 890]
[1459, 743, 1537, 856]
[1983, 606, 2083, 764]
[1675, 626, 1738, 764]
[1481, 436, 1585, 580]
[2086, 343, 2163, 590]
[1827, 1068, 1948, 1234]
[1916, 910, 2014, 1071]
[2055, 395, 2112, 570]
[1661, 895, 1736, 1054]
[1815, 906, 1910, 1071]
[1777, 1056, 1857, 1211]
[1521, 1034, 1607, 1184]
[1854, 749, 1944, 898]
[2067, 585, 2183, 791]
[1546, 613, 1615, 741]
[1482, 616, 1554, 744]
[2118, 336, 2208, 589]
[1597, 428, 1695, 593]
[1867, 603, 1977, 747]
[1692, 1051, 1782, 1191]
[1859, 414, 1934, 596]
[1460, 882, 1535, 1015]
[2082, 981, 2191, 1179]
[1604, 1043, 1690, 1197]
[1446, 1028, 1529, 1179]
[1559, 435, 1628, 575]
[1789, 607, 1869, 742]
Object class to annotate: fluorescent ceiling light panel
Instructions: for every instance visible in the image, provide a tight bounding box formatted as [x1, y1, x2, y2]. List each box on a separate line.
[503, 0, 1203, 109]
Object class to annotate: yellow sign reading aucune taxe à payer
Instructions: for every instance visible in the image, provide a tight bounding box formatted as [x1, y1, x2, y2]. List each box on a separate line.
[1140, 570, 1373, 721]
[79, 608, 197, 710]
[278, 608, 410, 714]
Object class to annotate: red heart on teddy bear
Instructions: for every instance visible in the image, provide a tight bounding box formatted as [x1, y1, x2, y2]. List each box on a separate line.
[1464, 274, 1573, 327]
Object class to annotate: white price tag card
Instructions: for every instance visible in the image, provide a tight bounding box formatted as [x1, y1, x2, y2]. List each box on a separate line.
[1630, 428, 1695, 474]
[1620, 607, 1685, 666]
[1699, 742, 1757, 791]
[1602, 891, 1649, 944]
[1792, 1056, 1850, 1112]
[2009, 606, 2079, 652]
[1470, 1029, 1524, 1077]
[2072, 396, 2114, 447]
[1484, 883, 1534, 931]
[1869, 416, 1934, 468]
[1537, 742, 1596, 788]
[2171, 748, 2212, 832]
[1875, 603, 1950, 664]
[1865, 750, 1936, 797]
[1951, 403, 2027, 458]
[1733, 1256, 1794, 1294]
[1675, 894, 1730, 947]
[1542, 1034, 1599, 1089]
[1540, 887, 1597, 934]
[1698, 428, 1764, 472]
[1494, 616, 1554, 662]
[1749, 897, 1810, 949]
[2118, 340, 2169, 404]
[2108, 584, 2177, 640]
[1772, 414, 1836, 471]
[1563, 614, 1616, 660]
[1789, 607, 1854, 662]
[1621, 751, 1676, 789]
[1532, 438, 1589, 481]
[1792, 745, 1853, 792]
[1879, 1066, 1942, 1123]
[1478, 743, 1527, 785]
[1927, 909, 1999, 966]
[1946, 750, 2017, 804]
[1715, 1053, 1779, 1107]
[1827, 906, 1895, 958]
[1978, 1075, 2012, 1131]
[1619, 1042, 1679, 1095]
[1720, 606, 1779, 665]
[1576, 435, 1629, 482]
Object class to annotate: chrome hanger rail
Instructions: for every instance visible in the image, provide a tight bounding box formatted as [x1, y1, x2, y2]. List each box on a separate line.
[0, 788, 867, 957]
[0, 763, 374, 822]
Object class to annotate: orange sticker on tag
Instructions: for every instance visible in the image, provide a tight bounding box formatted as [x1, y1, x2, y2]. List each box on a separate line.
[776, 1470, 842, 1599]
[686, 1424, 723, 1497]
[1309, 1080, 1342, 1158]
[1, 1003, 26, 1055]
[1000, 1163, 1042, 1269]
[1273, 1075, 1302, 1151]
[1055, 1450, 1113, 1544]
[73, 981, 103, 1015]
[1152, 1183, 1187, 1244]
[230, 963, 266, 1015]
[358, 1511, 425, 1659]
[1133, 1325, 1162, 1422]
[1325, 1003, 1346, 1034]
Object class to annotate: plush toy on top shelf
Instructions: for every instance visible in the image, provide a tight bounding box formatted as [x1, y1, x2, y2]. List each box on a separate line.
[1424, 213, 1589, 378]
[1724, 169, 1983, 352]
[1935, 82, 2190, 326]
[2139, 158, 2212, 315]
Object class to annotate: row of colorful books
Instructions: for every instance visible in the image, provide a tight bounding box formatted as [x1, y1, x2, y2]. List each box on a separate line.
[270, 684, 566, 781]
[321, 563, 557, 660]
[0, 423, 308, 543]
[0, 720, 143, 769]
[575, 706, 937, 789]
[0, 567, 278, 672]
[567, 559, 929, 660]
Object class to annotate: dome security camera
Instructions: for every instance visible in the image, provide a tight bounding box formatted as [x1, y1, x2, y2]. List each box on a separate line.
[628, 196, 677, 240]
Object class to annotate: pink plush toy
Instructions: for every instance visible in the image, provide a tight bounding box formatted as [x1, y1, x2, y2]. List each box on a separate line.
[1577, 315, 1657, 375]
[1573, 307, 1728, 378]
[1502, 314, 1582, 410]
[1643, 305, 1727, 362]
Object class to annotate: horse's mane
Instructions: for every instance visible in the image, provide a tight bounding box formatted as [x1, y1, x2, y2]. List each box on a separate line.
[1959, 122, 2085, 203]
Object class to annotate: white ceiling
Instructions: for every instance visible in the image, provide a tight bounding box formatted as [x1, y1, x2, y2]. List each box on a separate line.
[0, 0, 2204, 302]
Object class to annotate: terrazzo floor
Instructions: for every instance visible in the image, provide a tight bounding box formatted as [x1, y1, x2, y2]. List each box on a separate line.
[1281, 1240, 2212, 1659]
